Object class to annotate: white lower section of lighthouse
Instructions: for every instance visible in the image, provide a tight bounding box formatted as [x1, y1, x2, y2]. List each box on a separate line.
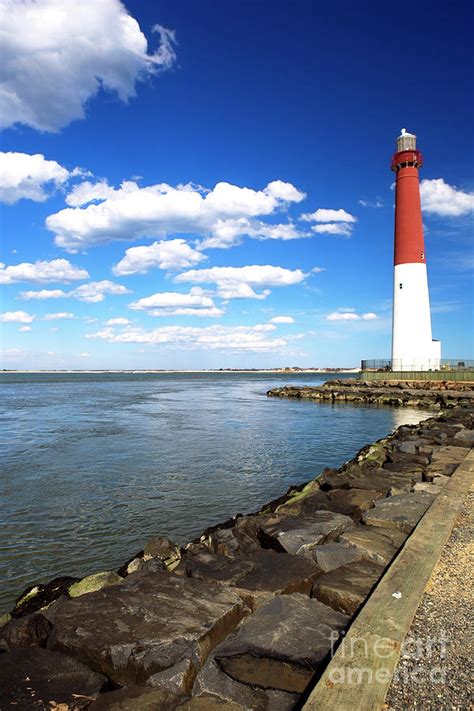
[391, 263, 441, 371]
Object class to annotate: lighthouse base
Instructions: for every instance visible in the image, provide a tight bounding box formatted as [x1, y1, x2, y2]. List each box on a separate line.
[392, 339, 441, 371]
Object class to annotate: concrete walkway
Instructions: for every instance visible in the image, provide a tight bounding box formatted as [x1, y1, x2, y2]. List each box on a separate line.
[385, 489, 473, 710]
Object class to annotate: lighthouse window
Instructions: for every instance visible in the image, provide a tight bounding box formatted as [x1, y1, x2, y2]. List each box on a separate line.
[399, 283, 403, 289]
[421, 252, 425, 259]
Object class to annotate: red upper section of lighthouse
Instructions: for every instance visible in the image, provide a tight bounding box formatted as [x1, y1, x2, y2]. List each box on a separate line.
[392, 138, 426, 266]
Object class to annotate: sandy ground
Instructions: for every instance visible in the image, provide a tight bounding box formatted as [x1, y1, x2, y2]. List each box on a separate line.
[385, 489, 474, 710]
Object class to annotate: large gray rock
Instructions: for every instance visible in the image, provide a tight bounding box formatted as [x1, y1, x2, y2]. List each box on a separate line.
[0, 647, 106, 709]
[312, 559, 385, 615]
[184, 549, 321, 608]
[213, 593, 349, 693]
[193, 657, 297, 711]
[323, 466, 413, 494]
[312, 542, 362, 572]
[11, 575, 79, 618]
[362, 491, 435, 534]
[180, 697, 247, 710]
[261, 511, 354, 556]
[453, 428, 474, 446]
[0, 611, 51, 652]
[326, 488, 384, 520]
[44, 570, 248, 686]
[430, 445, 470, 463]
[339, 526, 406, 566]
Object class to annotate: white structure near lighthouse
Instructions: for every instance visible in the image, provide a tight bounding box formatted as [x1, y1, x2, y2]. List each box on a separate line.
[390, 128, 441, 371]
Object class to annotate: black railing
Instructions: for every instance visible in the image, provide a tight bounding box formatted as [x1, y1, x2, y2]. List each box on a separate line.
[361, 359, 474, 372]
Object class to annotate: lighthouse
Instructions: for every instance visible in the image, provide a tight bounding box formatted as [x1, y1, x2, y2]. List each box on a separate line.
[391, 128, 441, 371]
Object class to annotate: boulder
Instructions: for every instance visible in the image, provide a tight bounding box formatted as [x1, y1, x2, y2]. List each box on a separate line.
[312, 542, 362, 572]
[413, 482, 442, 495]
[326, 488, 384, 520]
[89, 685, 186, 710]
[68, 571, 123, 598]
[44, 570, 248, 686]
[11, 575, 79, 618]
[213, 594, 349, 693]
[430, 445, 469, 464]
[143, 536, 181, 569]
[339, 526, 406, 566]
[0, 647, 106, 709]
[0, 611, 51, 652]
[193, 658, 297, 711]
[362, 491, 435, 534]
[453, 428, 474, 446]
[147, 658, 196, 694]
[312, 559, 385, 615]
[261, 511, 354, 556]
[183, 549, 322, 607]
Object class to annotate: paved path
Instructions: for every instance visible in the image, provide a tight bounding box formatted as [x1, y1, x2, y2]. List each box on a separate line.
[385, 489, 473, 710]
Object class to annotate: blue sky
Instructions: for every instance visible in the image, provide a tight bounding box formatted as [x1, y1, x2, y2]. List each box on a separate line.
[0, 0, 472, 369]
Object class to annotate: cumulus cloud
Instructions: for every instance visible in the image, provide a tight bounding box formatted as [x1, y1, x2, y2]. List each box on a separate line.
[0, 259, 88, 285]
[175, 265, 306, 300]
[86, 322, 286, 352]
[300, 208, 356, 238]
[0, 310, 35, 323]
[200, 218, 309, 249]
[130, 287, 224, 318]
[300, 208, 356, 223]
[20, 280, 130, 303]
[46, 179, 306, 251]
[65, 180, 117, 207]
[269, 316, 295, 324]
[312, 223, 353, 237]
[19, 325, 32, 332]
[113, 239, 205, 275]
[20, 289, 68, 300]
[0, 0, 177, 131]
[43, 312, 74, 320]
[0, 152, 71, 203]
[69, 281, 131, 303]
[105, 317, 130, 326]
[420, 178, 474, 217]
[326, 311, 379, 321]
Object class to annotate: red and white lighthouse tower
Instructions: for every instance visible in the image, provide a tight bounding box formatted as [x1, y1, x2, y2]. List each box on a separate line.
[391, 128, 441, 371]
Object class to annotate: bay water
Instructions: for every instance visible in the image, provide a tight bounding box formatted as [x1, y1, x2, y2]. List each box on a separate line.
[0, 372, 433, 612]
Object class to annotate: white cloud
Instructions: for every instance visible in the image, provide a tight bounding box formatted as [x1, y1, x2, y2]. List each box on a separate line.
[0, 152, 70, 203]
[19, 325, 32, 332]
[269, 316, 295, 324]
[312, 223, 353, 237]
[312, 266, 326, 273]
[199, 218, 309, 249]
[20, 289, 68, 300]
[105, 317, 130, 326]
[0, 310, 35, 323]
[46, 179, 306, 251]
[300, 208, 356, 223]
[130, 287, 224, 318]
[0, 259, 88, 284]
[326, 311, 379, 322]
[176, 265, 306, 300]
[69, 281, 131, 303]
[420, 178, 474, 217]
[359, 199, 383, 208]
[0, 0, 177, 131]
[65, 180, 117, 207]
[113, 239, 205, 275]
[86, 323, 286, 352]
[20, 280, 131, 303]
[43, 312, 74, 320]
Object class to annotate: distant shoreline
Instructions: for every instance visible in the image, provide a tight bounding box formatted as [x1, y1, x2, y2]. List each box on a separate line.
[0, 368, 361, 374]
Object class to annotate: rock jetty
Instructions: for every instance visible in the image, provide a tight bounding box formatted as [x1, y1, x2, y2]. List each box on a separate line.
[1, 398, 473, 709]
[267, 379, 474, 408]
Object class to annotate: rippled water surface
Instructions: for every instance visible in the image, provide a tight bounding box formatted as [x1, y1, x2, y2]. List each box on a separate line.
[0, 372, 433, 611]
